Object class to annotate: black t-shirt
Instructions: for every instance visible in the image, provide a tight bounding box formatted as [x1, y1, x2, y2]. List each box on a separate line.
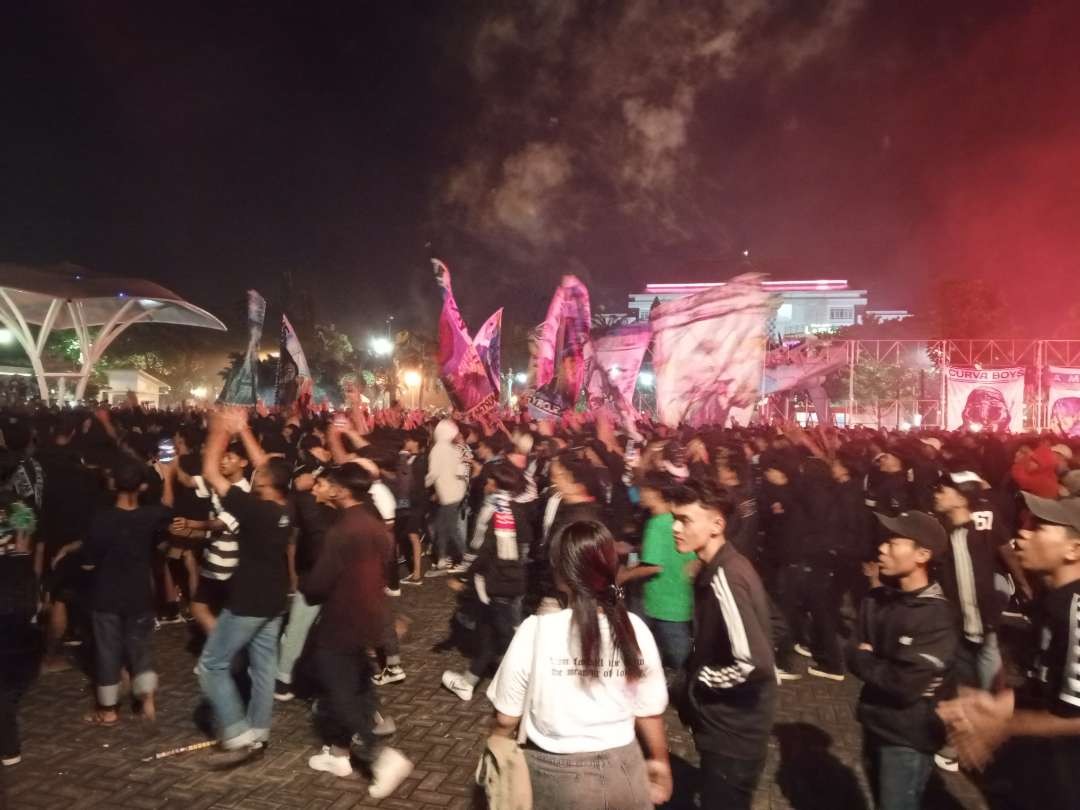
[221, 487, 291, 617]
[84, 505, 172, 614]
[290, 490, 334, 575]
[173, 454, 210, 521]
[36, 447, 101, 554]
[1035, 578, 1080, 719]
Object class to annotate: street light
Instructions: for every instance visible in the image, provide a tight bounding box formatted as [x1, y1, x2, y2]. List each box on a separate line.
[370, 336, 393, 356]
[638, 371, 654, 388]
[514, 372, 528, 384]
[402, 369, 421, 388]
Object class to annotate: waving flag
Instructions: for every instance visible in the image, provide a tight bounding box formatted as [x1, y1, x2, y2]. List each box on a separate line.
[528, 275, 591, 418]
[650, 274, 774, 428]
[275, 314, 312, 410]
[585, 324, 652, 408]
[219, 289, 266, 406]
[433, 259, 500, 427]
[473, 308, 503, 395]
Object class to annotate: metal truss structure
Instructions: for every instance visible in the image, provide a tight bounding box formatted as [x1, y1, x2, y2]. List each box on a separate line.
[836, 339, 1080, 430]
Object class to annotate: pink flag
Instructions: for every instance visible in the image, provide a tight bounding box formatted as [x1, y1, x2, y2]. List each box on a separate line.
[530, 275, 591, 411]
[585, 324, 652, 408]
[433, 259, 500, 428]
[650, 274, 774, 428]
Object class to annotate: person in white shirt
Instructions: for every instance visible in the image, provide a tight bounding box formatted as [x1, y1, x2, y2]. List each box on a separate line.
[425, 419, 469, 574]
[487, 520, 672, 809]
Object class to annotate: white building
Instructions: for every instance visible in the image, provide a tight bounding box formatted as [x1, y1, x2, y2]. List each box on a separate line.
[628, 279, 902, 337]
[100, 369, 170, 408]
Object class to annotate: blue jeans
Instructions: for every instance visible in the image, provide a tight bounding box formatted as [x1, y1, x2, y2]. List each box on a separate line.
[956, 632, 1001, 690]
[434, 501, 465, 563]
[92, 611, 157, 707]
[197, 609, 281, 746]
[276, 593, 321, 685]
[866, 742, 932, 810]
[645, 616, 691, 670]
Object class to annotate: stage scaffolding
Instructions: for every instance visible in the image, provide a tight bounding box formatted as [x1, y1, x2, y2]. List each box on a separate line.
[821, 339, 1080, 430]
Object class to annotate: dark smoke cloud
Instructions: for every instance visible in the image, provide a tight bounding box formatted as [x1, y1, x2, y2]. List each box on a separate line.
[439, 0, 864, 268]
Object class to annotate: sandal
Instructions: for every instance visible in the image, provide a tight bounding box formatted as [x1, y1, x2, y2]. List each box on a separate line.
[83, 710, 119, 727]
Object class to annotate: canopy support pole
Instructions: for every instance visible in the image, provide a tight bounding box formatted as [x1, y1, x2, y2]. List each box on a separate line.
[0, 290, 54, 399]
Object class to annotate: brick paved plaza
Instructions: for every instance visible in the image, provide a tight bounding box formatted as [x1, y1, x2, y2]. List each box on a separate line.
[1, 583, 986, 810]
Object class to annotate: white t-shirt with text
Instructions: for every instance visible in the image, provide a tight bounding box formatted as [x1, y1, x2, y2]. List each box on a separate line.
[487, 608, 668, 754]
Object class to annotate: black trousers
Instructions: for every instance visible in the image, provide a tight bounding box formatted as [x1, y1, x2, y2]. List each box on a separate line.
[700, 750, 766, 810]
[0, 617, 39, 759]
[313, 646, 378, 761]
[468, 598, 518, 680]
[777, 563, 843, 673]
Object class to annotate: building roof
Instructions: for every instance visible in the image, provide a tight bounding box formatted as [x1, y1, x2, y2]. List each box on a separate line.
[643, 279, 856, 295]
[0, 262, 226, 330]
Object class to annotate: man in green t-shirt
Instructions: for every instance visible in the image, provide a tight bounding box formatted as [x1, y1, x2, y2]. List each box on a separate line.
[618, 472, 698, 669]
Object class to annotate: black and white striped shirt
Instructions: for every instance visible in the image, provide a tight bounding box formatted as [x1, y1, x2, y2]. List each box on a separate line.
[195, 477, 250, 582]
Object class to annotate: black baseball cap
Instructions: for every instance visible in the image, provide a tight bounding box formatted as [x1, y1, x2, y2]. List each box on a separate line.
[1022, 493, 1080, 534]
[876, 511, 948, 558]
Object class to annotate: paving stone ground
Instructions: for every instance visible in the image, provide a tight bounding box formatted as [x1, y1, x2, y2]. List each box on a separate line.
[2, 582, 987, 809]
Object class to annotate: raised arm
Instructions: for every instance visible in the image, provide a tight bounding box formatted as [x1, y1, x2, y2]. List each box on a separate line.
[202, 410, 233, 498]
[234, 407, 270, 470]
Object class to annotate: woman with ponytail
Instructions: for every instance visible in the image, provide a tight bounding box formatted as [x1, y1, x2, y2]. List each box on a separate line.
[485, 520, 672, 809]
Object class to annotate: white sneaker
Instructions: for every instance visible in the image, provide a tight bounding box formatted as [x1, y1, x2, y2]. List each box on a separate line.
[441, 670, 474, 701]
[384, 587, 402, 597]
[448, 562, 469, 574]
[1, 755, 21, 767]
[372, 665, 407, 686]
[424, 559, 453, 578]
[776, 668, 803, 683]
[794, 643, 813, 658]
[934, 753, 959, 772]
[368, 747, 413, 799]
[807, 665, 845, 682]
[308, 746, 353, 777]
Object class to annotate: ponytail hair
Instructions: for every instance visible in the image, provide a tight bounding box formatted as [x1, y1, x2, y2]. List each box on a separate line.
[550, 520, 643, 682]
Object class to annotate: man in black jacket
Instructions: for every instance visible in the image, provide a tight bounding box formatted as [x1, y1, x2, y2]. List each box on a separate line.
[670, 478, 775, 810]
[937, 495, 1080, 810]
[848, 510, 957, 810]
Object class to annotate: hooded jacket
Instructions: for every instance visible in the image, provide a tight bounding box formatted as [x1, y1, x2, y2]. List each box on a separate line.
[425, 419, 468, 505]
[847, 581, 957, 752]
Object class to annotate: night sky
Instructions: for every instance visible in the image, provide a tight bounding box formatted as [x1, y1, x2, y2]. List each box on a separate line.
[3, 1, 1080, 339]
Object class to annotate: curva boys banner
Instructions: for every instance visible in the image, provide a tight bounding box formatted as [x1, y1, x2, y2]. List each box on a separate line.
[1048, 366, 1080, 438]
[946, 366, 1025, 433]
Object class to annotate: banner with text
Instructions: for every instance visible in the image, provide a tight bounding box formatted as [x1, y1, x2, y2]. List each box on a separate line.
[946, 366, 1025, 433]
[1048, 366, 1080, 438]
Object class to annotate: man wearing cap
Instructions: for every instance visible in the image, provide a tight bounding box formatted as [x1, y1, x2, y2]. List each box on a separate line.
[937, 494, 1080, 809]
[847, 511, 957, 810]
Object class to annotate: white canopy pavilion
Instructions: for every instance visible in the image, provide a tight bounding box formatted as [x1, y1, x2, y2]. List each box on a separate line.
[0, 262, 226, 400]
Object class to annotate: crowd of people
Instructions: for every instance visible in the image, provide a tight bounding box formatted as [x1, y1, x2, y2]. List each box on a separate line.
[1, 399, 1079, 809]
